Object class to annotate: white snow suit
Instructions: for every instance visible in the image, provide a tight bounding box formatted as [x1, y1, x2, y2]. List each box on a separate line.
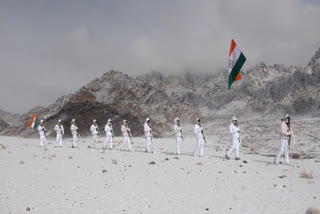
[104, 123, 114, 149]
[174, 124, 183, 155]
[71, 123, 78, 148]
[38, 125, 46, 147]
[120, 124, 131, 151]
[54, 124, 64, 147]
[274, 121, 290, 164]
[90, 124, 99, 148]
[226, 122, 240, 159]
[194, 123, 205, 156]
[144, 122, 152, 152]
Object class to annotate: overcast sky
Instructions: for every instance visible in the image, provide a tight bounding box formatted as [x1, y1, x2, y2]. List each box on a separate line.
[1, 0, 320, 114]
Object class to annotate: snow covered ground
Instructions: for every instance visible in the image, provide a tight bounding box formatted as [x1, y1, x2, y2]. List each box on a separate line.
[0, 135, 319, 214]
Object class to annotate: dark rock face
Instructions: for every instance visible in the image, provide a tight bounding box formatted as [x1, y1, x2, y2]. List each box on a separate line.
[2, 101, 143, 138]
[45, 101, 144, 137]
[0, 118, 9, 132]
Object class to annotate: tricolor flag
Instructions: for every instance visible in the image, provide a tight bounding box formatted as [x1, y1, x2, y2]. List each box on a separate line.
[29, 114, 37, 130]
[228, 39, 246, 89]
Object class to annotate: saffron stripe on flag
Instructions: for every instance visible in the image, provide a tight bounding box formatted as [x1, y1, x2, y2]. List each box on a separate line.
[29, 114, 35, 127]
[229, 39, 236, 56]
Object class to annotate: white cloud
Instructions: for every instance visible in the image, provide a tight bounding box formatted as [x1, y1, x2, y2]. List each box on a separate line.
[0, 0, 320, 113]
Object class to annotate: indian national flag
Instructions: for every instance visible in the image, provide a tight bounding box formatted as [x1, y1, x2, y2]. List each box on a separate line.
[228, 39, 246, 89]
[29, 114, 37, 130]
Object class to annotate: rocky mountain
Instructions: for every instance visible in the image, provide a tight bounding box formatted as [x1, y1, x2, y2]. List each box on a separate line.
[1, 45, 320, 137]
[0, 109, 21, 126]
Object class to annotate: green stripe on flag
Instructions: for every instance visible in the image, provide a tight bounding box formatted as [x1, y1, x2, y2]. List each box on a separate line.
[228, 53, 246, 90]
[33, 118, 38, 130]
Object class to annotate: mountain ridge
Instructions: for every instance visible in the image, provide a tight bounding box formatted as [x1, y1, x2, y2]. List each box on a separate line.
[1, 45, 320, 137]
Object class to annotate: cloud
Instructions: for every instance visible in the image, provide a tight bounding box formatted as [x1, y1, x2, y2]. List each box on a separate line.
[0, 0, 320, 113]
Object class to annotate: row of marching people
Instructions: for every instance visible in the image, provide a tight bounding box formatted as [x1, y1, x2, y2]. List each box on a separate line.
[37, 116, 241, 158]
[37, 118, 152, 151]
[37, 114, 294, 164]
[88, 118, 153, 152]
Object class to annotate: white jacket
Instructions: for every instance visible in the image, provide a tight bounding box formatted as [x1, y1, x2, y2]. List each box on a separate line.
[71, 124, 78, 135]
[144, 123, 152, 137]
[279, 121, 290, 139]
[54, 124, 64, 135]
[104, 123, 113, 136]
[229, 122, 240, 140]
[90, 124, 99, 135]
[174, 124, 183, 137]
[38, 125, 46, 136]
[121, 125, 131, 137]
[194, 123, 204, 138]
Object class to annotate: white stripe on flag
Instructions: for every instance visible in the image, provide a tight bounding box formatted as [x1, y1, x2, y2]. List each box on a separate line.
[229, 46, 241, 73]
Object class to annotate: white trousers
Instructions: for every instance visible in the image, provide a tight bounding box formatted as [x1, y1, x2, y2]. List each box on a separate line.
[90, 135, 99, 148]
[175, 136, 183, 155]
[145, 136, 152, 152]
[104, 135, 113, 149]
[194, 137, 205, 156]
[55, 134, 62, 147]
[40, 135, 46, 147]
[72, 134, 78, 148]
[121, 136, 131, 151]
[274, 138, 290, 164]
[226, 137, 240, 158]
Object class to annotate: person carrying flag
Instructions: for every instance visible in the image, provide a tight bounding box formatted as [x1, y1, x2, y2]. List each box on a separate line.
[38, 120, 46, 147]
[274, 114, 292, 165]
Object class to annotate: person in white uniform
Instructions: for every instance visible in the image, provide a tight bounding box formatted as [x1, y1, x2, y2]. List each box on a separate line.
[174, 117, 183, 155]
[225, 116, 241, 160]
[274, 114, 292, 165]
[38, 120, 46, 147]
[120, 120, 132, 151]
[54, 119, 64, 147]
[70, 119, 79, 148]
[144, 118, 153, 153]
[193, 118, 206, 157]
[89, 119, 100, 149]
[104, 119, 114, 150]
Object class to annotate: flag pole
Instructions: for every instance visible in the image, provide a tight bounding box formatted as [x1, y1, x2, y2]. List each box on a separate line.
[263, 87, 283, 118]
[245, 64, 300, 157]
[244, 60, 283, 118]
[232, 53, 300, 158]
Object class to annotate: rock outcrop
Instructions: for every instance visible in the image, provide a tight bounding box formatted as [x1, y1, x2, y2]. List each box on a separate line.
[0, 118, 9, 132]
